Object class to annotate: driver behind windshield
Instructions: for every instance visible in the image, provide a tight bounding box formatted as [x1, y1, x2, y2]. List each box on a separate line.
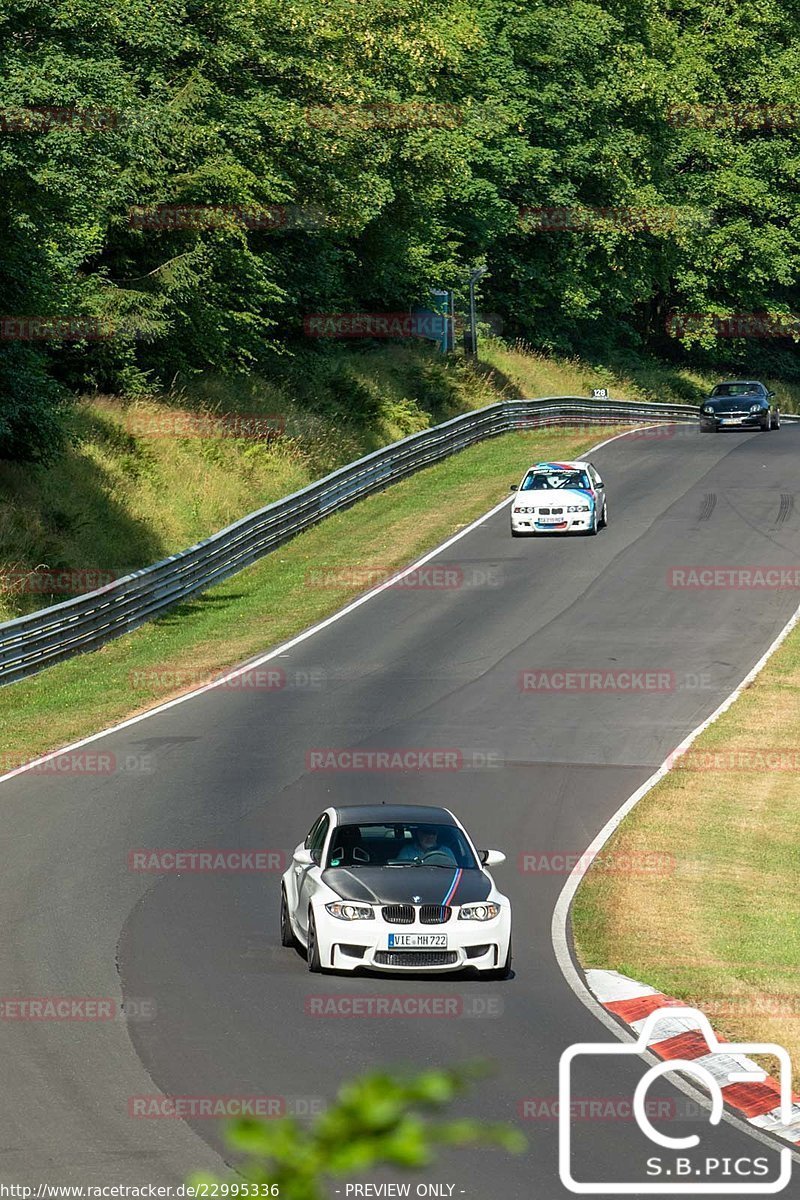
[395, 825, 457, 865]
[521, 469, 589, 490]
[713, 383, 758, 397]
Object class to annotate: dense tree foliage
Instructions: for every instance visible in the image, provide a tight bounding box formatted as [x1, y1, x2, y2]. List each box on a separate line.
[0, 0, 798, 458]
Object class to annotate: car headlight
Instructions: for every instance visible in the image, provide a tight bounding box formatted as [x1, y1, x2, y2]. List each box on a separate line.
[458, 902, 501, 921]
[513, 506, 534, 513]
[325, 901, 374, 920]
[750, 404, 762, 413]
[702, 406, 714, 415]
[567, 504, 590, 512]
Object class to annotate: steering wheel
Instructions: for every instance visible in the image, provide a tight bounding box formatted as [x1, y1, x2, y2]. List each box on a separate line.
[420, 850, 456, 866]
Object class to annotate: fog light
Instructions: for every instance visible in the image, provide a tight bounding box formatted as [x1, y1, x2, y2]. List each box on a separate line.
[465, 944, 491, 959]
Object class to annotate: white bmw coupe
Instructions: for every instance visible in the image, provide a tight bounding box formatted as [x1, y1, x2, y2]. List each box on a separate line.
[281, 804, 512, 977]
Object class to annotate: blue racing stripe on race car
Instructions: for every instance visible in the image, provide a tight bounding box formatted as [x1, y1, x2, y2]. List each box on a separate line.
[442, 868, 463, 905]
[561, 485, 596, 508]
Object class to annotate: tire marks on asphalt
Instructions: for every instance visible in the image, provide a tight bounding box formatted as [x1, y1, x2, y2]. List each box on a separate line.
[698, 493, 717, 521]
[774, 494, 794, 527]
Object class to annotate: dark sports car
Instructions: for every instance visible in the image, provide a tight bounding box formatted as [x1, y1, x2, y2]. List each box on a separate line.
[281, 803, 512, 976]
[699, 381, 780, 432]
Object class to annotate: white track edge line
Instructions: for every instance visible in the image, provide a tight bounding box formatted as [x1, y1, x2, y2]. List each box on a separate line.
[0, 424, 642, 785]
[551, 572, 800, 1162]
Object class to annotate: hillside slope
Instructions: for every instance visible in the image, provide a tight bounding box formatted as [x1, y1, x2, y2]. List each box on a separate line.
[2, 341, 797, 621]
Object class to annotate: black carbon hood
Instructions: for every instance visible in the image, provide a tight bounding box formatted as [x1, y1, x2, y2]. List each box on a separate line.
[321, 866, 492, 905]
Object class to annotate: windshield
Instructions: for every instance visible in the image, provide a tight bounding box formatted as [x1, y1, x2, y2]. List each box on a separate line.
[520, 468, 590, 491]
[710, 383, 762, 397]
[326, 822, 478, 869]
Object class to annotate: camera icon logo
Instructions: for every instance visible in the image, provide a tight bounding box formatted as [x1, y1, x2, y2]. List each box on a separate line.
[559, 1007, 793, 1194]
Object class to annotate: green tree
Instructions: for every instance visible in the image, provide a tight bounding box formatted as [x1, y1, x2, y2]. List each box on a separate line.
[1, 0, 798, 461]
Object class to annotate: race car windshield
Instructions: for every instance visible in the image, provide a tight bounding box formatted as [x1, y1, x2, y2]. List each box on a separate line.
[326, 823, 478, 869]
[711, 383, 761, 397]
[520, 469, 590, 491]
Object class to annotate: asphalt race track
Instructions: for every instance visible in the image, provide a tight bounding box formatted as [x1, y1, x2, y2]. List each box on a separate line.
[4, 426, 800, 1195]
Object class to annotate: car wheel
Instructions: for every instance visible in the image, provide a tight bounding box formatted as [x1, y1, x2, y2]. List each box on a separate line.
[761, 417, 770, 431]
[599, 501, 608, 529]
[586, 510, 598, 536]
[306, 909, 323, 973]
[486, 939, 512, 981]
[280, 886, 295, 947]
[772, 412, 781, 430]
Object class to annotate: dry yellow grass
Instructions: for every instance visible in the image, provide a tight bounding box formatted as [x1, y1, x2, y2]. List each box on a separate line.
[574, 640, 800, 1084]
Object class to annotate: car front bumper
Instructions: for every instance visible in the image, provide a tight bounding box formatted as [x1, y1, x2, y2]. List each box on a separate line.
[699, 414, 765, 430]
[511, 513, 593, 533]
[315, 908, 511, 974]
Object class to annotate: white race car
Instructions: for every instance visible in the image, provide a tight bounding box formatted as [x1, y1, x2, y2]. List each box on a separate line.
[510, 459, 607, 536]
[281, 804, 512, 977]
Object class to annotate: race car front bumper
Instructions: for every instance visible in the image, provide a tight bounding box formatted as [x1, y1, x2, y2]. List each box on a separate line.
[511, 512, 593, 533]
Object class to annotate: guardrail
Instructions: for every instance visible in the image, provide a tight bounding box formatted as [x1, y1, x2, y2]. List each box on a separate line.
[0, 395, 760, 685]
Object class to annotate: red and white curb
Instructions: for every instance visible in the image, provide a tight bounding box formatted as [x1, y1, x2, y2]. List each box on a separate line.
[587, 969, 800, 1146]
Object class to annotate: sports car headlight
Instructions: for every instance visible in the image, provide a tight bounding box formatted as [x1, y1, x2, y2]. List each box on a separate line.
[702, 406, 714, 414]
[325, 901, 374, 920]
[458, 902, 501, 921]
[750, 404, 762, 413]
[567, 504, 590, 512]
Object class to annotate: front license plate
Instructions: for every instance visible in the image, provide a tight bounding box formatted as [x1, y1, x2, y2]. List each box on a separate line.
[720, 418, 741, 425]
[538, 516, 563, 525]
[388, 934, 448, 949]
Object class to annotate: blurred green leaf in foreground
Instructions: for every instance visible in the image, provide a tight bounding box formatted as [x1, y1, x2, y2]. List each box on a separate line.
[190, 1066, 526, 1200]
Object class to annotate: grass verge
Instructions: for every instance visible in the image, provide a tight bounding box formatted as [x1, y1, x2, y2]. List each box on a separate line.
[0, 345, 497, 620]
[573, 619, 800, 1085]
[6, 339, 798, 621]
[0, 425, 612, 771]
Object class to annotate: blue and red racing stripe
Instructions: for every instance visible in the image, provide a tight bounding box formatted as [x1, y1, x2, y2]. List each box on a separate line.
[442, 868, 463, 905]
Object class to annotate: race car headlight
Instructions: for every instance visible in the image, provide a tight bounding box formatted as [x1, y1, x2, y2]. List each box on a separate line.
[750, 404, 762, 413]
[702, 406, 714, 414]
[325, 901, 374, 920]
[458, 902, 501, 921]
[513, 506, 534, 513]
[567, 504, 590, 512]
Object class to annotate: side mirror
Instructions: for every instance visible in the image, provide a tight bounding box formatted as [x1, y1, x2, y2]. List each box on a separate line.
[294, 847, 314, 867]
[595, 480, 605, 489]
[481, 849, 506, 867]
[509, 484, 518, 492]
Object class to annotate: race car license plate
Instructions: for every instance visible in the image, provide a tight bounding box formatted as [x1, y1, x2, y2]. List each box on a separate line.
[720, 418, 740, 425]
[538, 516, 563, 524]
[388, 933, 448, 949]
